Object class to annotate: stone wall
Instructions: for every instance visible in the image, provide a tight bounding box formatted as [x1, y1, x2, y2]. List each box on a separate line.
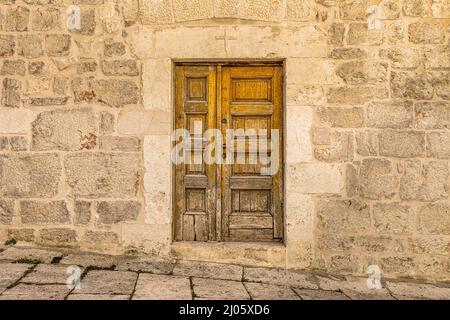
[0, 0, 449, 282]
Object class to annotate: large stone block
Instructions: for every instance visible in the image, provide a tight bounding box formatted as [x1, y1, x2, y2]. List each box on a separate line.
[373, 203, 415, 235]
[367, 101, 413, 128]
[409, 236, 450, 255]
[415, 102, 450, 129]
[173, 0, 214, 22]
[339, 0, 367, 20]
[427, 132, 450, 159]
[359, 158, 398, 200]
[379, 47, 421, 69]
[317, 199, 371, 234]
[2, 78, 21, 108]
[287, 59, 338, 85]
[101, 60, 139, 76]
[31, 7, 60, 31]
[139, 0, 173, 24]
[0, 200, 14, 225]
[432, 0, 450, 18]
[122, 223, 171, 256]
[117, 110, 171, 135]
[391, 72, 433, 100]
[318, 107, 364, 128]
[327, 86, 388, 104]
[5, 6, 29, 32]
[142, 59, 171, 110]
[0, 35, 15, 57]
[424, 46, 450, 69]
[314, 131, 354, 162]
[408, 22, 444, 44]
[379, 130, 425, 158]
[419, 203, 450, 235]
[347, 23, 383, 45]
[20, 200, 70, 224]
[400, 160, 448, 201]
[403, 0, 432, 16]
[97, 201, 141, 224]
[286, 0, 316, 21]
[40, 228, 77, 243]
[17, 35, 43, 58]
[1, 60, 26, 76]
[0, 153, 61, 198]
[32, 109, 97, 151]
[286, 106, 312, 164]
[72, 78, 139, 108]
[286, 163, 344, 194]
[381, 257, 415, 275]
[356, 131, 378, 156]
[99, 136, 141, 152]
[64, 152, 141, 198]
[336, 61, 387, 85]
[144, 135, 171, 224]
[328, 23, 345, 46]
[239, 0, 284, 21]
[0, 109, 33, 134]
[45, 34, 71, 57]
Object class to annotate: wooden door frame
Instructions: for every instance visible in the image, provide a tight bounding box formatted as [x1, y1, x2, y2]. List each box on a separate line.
[172, 59, 286, 243]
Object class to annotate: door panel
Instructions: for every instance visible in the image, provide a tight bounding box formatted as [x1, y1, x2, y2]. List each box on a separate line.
[174, 64, 283, 243]
[174, 66, 217, 241]
[221, 66, 283, 242]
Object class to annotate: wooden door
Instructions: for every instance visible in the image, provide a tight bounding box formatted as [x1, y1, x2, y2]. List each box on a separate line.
[221, 66, 283, 241]
[174, 64, 283, 242]
[174, 66, 217, 241]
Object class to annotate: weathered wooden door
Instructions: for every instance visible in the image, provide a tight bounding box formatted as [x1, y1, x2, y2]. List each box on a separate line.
[174, 63, 283, 242]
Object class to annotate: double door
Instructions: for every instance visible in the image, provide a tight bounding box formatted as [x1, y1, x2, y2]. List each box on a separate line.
[174, 64, 283, 242]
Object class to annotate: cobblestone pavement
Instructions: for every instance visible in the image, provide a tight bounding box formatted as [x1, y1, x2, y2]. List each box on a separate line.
[0, 245, 449, 300]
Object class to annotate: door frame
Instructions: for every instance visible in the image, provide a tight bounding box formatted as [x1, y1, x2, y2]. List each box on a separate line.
[172, 59, 286, 243]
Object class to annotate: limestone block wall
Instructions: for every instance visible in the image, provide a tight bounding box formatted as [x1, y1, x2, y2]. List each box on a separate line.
[0, 0, 449, 282]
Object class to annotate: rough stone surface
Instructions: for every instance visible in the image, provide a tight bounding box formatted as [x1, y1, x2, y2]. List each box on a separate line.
[79, 271, 137, 295]
[243, 267, 318, 289]
[0, 263, 31, 288]
[64, 153, 141, 198]
[20, 201, 69, 225]
[173, 260, 243, 281]
[0, 153, 61, 198]
[192, 278, 250, 300]
[0, 284, 70, 300]
[32, 109, 97, 151]
[60, 254, 117, 269]
[379, 130, 425, 158]
[133, 274, 191, 300]
[0, 247, 62, 264]
[97, 201, 141, 225]
[245, 282, 299, 300]
[117, 257, 174, 274]
[22, 264, 84, 285]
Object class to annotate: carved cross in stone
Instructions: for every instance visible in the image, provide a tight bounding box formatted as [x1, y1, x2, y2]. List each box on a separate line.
[215, 29, 237, 54]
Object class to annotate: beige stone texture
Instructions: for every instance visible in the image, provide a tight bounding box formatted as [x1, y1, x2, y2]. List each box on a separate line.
[0, 0, 449, 284]
[245, 282, 300, 300]
[133, 273, 191, 300]
[192, 278, 250, 300]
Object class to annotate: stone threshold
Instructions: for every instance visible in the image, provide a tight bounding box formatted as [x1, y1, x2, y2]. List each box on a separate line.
[170, 241, 286, 268]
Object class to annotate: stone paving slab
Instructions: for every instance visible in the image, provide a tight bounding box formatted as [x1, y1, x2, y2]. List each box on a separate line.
[294, 289, 350, 300]
[0, 263, 32, 288]
[316, 275, 394, 300]
[173, 260, 243, 281]
[0, 247, 62, 264]
[117, 257, 175, 275]
[67, 294, 130, 300]
[60, 254, 118, 269]
[21, 264, 85, 285]
[243, 267, 318, 289]
[386, 281, 450, 300]
[0, 284, 70, 300]
[244, 282, 299, 300]
[193, 278, 250, 300]
[78, 270, 137, 295]
[133, 274, 192, 300]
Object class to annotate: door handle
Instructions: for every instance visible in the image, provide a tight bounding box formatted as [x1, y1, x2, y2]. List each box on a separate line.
[221, 118, 227, 124]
